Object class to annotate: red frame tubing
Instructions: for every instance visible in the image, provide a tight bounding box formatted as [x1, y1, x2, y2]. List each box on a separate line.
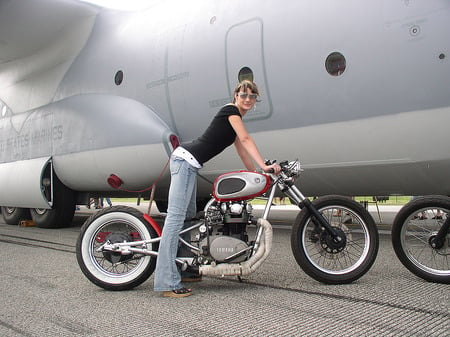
[143, 214, 162, 237]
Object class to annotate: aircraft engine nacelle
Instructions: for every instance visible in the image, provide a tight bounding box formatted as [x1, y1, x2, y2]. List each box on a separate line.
[0, 94, 177, 208]
[0, 157, 53, 209]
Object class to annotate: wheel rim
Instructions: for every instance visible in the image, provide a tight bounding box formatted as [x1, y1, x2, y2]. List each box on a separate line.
[5, 207, 15, 215]
[80, 212, 153, 284]
[33, 208, 47, 216]
[400, 207, 449, 277]
[301, 205, 371, 275]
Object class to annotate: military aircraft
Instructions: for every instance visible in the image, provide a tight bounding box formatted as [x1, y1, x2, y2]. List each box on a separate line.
[1, 0, 449, 228]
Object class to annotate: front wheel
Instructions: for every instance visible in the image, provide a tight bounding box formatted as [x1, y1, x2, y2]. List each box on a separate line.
[392, 196, 450, 284]
[76, 206, 159, 290]
[291, 195, 379, 284]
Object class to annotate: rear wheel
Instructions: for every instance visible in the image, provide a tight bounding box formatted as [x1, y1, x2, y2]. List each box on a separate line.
[291, 196, 379, 284]
[76, 206, 159, 290]
[392, 196, 450, 284]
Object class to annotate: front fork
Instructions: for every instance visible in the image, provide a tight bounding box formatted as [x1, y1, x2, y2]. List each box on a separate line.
[275, 180, 344, 244]
[430, 216, 450, 249]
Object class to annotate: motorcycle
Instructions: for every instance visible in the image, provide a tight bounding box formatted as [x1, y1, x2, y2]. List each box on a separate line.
[391, 195, 450, 284]
[76, 160, 379, 290]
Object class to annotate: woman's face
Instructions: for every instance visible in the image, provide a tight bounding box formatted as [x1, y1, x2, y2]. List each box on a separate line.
[234, 88, 257, 114]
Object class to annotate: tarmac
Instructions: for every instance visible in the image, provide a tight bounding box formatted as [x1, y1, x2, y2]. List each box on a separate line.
[0, 202, 448, 336]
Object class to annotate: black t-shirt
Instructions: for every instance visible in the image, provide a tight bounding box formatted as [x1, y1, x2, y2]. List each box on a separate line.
[182, 104, 241, 165]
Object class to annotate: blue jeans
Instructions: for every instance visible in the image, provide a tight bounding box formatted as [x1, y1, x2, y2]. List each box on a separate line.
[153, 156, 198, 291]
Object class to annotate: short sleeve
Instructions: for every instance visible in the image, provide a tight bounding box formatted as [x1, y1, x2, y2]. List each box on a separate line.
[219, 104, 241, 118]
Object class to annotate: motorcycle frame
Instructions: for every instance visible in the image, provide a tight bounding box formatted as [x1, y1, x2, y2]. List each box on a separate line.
[99, 219, 203, 269]
[99, 163, 344, 267]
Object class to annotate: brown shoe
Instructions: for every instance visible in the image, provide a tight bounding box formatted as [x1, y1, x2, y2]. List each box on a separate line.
[162, 287, 192, 298]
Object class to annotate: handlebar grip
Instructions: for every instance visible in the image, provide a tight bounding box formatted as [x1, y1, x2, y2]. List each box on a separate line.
[265, 159, 276, 173]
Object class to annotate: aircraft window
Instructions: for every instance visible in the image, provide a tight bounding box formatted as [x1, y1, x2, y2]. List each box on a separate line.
[410, 25, 420, 37]
[238, 67, 254, 82]
[439, 53, 445, 60]
[115, 70, 124, 85]
[325, 52, 346, 76]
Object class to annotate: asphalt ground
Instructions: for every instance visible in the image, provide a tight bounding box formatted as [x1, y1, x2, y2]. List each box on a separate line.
[0, 203, 448, 336]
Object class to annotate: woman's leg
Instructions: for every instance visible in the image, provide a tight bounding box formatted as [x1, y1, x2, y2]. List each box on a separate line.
[179, 180, 199, 279]
[154, 158, 198, 291]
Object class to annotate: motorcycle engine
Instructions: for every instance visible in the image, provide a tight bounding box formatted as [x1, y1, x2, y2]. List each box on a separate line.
[199, 200, 253, 263]
[202, 236, 249, 262]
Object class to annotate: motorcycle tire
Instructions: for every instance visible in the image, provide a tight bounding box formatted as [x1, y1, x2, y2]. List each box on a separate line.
[76, 205, 159, 290]
[391, 196, 450, 284]
[291, 195, 379, 284]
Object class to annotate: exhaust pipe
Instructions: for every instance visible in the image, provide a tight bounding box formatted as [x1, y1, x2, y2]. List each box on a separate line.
[199, 218, 273, 276]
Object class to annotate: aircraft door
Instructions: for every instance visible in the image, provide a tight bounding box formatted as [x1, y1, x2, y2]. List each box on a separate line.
[225, 18, 273, 120]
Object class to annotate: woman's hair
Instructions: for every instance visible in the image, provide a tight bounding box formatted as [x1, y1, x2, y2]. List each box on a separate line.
[232, 80, 260, 103]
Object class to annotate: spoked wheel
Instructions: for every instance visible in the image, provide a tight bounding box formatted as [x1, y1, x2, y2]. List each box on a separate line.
[291, 195, 379, 284]
[392, 196, 450, 284]
[76, 206, 159, 290]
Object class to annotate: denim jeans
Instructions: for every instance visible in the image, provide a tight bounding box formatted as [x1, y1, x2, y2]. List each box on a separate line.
[153, 156, 198, 291]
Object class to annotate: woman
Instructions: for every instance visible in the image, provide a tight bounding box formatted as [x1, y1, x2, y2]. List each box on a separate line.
[154, 80, 281, 297]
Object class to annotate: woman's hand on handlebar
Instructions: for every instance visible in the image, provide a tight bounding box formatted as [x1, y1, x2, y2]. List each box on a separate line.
[263, 163, 281, 175]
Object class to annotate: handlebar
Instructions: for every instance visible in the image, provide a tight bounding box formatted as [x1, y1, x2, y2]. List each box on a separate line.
[264, 159, 276, 173]
[264, 160, 302, 177]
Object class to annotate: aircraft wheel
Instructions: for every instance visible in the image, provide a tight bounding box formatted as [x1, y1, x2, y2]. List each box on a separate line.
[155, 198, 209, 214]
[155, 200, 168, 213]
[30, 175, 75, 228]
[0, 206, 31, 225]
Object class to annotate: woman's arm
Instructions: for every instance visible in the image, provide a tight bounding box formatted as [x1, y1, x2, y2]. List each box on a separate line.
[229, 115, 280, 173]
[234, 137, 256, 171]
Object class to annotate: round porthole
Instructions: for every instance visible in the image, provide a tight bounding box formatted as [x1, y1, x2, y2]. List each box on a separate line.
[410, 25, 420, 37]
[325, 52, 346, 76]
[238, 67, 254, 82]
[114, 70, 124, 85]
